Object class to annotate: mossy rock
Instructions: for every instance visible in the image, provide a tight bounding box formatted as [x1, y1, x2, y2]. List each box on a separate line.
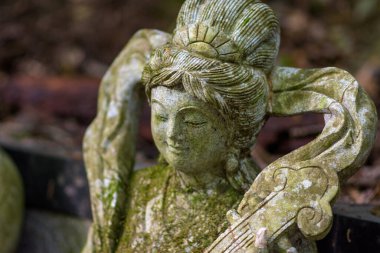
[0, 149, 24, 253]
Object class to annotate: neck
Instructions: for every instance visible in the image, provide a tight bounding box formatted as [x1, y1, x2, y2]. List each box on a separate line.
[174, 167, 231, 193]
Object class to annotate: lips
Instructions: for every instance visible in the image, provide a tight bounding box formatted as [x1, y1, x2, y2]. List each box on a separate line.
[166, 142, 189, 154]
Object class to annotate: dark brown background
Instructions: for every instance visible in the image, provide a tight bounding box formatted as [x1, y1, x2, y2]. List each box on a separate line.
[1, 0, 379, 206]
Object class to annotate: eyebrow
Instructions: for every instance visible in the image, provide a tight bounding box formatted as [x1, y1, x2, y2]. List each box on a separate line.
[151, 99, 167, 109]
[177, 106, 207, 115]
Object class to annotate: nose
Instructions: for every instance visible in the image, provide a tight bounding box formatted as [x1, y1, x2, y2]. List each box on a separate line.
[167, 118, 183, 143]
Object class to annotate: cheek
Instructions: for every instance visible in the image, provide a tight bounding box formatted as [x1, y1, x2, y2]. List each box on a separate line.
[151, 121, 167, 151]
[187, 125, 228, 154]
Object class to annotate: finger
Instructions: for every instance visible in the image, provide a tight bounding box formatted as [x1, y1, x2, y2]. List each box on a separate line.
[226, 209, 241, 224]
[287, 247, 298, 253]
[275, 235, 298, 253]
[255, 227, 268, 249]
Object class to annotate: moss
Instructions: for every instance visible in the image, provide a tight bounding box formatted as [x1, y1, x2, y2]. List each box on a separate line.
[0, 149, 24, 253]
[115, 165, 242, 253]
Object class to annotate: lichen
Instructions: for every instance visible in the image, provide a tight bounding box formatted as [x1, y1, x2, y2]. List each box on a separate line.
[116, 164, 242, 253]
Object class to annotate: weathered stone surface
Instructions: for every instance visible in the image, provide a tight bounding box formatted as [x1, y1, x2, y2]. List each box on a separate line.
[115, 164, 241, 252]
[83, 0, 377, 252]
[0, 148, 24, 253]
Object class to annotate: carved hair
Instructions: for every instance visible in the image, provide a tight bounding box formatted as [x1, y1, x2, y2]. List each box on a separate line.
[142, 0, 280, 191]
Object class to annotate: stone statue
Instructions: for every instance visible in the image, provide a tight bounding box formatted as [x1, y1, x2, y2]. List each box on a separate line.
[0, 148, 24, 253]
[82, 0, 377, 252]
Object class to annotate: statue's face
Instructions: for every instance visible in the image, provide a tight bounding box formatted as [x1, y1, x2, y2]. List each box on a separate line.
[151, 86, 230, 175]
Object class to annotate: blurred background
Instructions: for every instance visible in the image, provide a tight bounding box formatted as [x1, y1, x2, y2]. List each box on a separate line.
[0, 0, 380, 248]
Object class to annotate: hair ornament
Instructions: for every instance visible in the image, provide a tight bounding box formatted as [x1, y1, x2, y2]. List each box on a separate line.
[173, 24, 241, 62]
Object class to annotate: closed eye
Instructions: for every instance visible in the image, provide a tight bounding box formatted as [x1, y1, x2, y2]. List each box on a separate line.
[155, 115, 168, 122]
[184, 121, 207, 127]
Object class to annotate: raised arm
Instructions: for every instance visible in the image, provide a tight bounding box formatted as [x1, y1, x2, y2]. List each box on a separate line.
[83, 29, 171, 253]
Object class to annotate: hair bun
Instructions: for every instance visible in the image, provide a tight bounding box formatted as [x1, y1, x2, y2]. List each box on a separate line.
[173, 0, 280, 72]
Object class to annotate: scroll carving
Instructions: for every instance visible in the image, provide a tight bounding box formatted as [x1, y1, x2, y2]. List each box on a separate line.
[207, 67, 377, 252]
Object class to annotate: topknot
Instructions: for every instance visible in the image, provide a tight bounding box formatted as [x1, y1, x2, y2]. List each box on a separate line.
[172, 0, 280, 73]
